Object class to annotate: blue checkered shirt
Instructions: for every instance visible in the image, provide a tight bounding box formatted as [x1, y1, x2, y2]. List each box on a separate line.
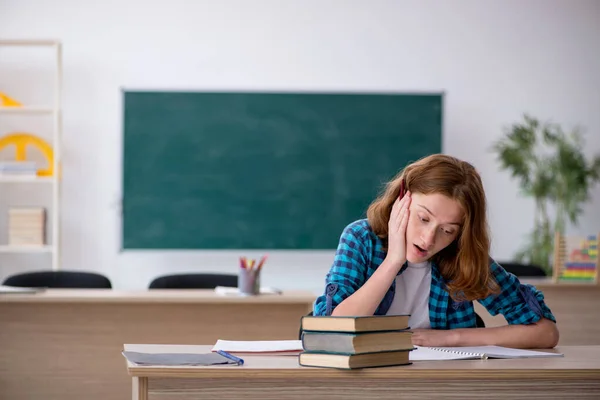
[313, 219, 556, 328]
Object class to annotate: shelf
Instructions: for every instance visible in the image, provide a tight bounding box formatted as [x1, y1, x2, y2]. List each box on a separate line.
[0, 176, 56, 183]
[1, 39, 62, 271]
[0, 39, 60, 47]
[0, 106, 55, 114]
[0, 245, 54, 253]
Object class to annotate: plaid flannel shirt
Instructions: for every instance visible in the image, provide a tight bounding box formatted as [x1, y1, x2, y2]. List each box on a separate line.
[313, 219, 556, 328]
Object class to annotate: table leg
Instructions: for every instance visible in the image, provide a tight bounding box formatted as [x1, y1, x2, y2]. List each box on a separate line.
[132, 377, 148, 400]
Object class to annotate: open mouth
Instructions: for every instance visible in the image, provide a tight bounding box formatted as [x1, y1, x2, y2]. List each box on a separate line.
[413, 244, 427, 257]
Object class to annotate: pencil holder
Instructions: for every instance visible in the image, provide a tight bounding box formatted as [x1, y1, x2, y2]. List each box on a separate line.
[238, 268, 260, 296]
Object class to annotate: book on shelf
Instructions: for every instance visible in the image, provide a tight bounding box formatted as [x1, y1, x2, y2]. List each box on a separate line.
[0, 161, 37, 174]
[8, 207, 47, 246]
[299, 349, 411, 369]
[0, 161, 37, 176]
[301, 329, 412, 354]
[301, 314, 410, 333]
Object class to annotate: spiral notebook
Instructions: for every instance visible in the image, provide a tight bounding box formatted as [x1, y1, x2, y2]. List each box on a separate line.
[410, 345, 563, 361]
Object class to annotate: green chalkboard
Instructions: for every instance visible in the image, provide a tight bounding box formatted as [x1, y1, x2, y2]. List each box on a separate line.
[122, 91, 442, 249]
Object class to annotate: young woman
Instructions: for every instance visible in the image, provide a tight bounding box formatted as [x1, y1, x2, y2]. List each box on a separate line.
[313, 154, 559, 349]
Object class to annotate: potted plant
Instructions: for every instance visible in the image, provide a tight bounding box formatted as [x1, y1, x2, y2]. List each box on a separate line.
[492, 114, 600, 274]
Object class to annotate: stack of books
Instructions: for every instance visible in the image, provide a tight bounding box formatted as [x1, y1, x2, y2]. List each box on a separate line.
[298, 314, 413, 369]
[8, 207, 46, 246]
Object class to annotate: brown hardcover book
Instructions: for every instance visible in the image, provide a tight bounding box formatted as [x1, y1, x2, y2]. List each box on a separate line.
[301, 314, 409, 333]
[302, 330, 412, 354]
[299, 349, 411, 369]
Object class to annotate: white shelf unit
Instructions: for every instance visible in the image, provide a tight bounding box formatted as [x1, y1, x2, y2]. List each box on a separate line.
[0, 176, 56, 183]
[0, 245, 55, 253]
[0, 39, 62, 270]
[0, 107, 54, 114]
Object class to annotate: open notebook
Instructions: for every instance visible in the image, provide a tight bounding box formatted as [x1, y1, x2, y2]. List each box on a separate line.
[211, 340, 563, 360]
[212, 340, 303, 355]
[410, 345, 564, 361]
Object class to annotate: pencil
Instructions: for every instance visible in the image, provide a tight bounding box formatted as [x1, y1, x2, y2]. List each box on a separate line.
[256, 255, 268, 271]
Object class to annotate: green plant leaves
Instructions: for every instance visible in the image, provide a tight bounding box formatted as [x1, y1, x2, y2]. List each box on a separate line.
[491, 114, 600, 271]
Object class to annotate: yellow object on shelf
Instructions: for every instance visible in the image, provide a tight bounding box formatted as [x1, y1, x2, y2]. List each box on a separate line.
[0, 133, 54, 176]
[0, 92, 23, 107]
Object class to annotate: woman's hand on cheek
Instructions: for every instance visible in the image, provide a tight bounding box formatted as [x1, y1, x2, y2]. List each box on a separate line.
[387, 191, 411, 266]
[411, 329, 460, 347]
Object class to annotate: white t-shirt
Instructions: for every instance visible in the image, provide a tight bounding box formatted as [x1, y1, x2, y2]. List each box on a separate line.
[385, 261, 432, 329]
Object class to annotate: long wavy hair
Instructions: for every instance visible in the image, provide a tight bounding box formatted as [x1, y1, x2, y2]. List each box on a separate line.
[366, 154, 499, 301]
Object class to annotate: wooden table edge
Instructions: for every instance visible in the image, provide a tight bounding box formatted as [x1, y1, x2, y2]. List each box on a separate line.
[126, 367, 600, 380]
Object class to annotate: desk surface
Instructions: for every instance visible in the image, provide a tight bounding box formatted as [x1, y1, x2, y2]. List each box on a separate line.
[124, 344, 600, 380]
[0, 289, 316, 304]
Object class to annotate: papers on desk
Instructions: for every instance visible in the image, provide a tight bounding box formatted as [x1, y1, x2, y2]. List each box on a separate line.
[0, 285, 44, 294]
[212, 339, 303, 356]
[410, 345, 564, 361]
[209, 340, 563, 361]
[214, 286, 283, 296]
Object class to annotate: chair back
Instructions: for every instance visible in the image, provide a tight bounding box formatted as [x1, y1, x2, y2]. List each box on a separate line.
[3, 271, 112, 289]
[498, 262, 547, 277]
[148, 273, 237, 289]
[475, 313, 485, 328]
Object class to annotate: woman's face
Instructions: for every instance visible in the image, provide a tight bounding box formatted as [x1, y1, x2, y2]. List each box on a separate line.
[405, 192, 463, 263]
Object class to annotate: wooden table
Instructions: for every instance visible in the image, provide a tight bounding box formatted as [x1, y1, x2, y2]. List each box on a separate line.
[2, 281, 599, 399]
[124, 344, 600, 400]
[0, 289, 315, 400]
[474, 279, 600, 344]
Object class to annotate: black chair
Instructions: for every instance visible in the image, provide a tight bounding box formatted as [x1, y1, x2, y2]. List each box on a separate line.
[298, 311, 485, 339]
[3, 270, 112, 289]
[148, 273, 238, 289]
[497, 262, 547, 277]
[475, 313, 485, 328]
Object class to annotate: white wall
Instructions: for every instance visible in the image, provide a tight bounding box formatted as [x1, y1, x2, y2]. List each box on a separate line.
[1, 0, 599, 293]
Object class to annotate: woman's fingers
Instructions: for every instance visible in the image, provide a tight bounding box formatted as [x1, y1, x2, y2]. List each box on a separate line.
[390, 197, 402, 221]
[387, 191, 411, 266]
[399, 195, 411, 234]
[390, 192, 411, 232]
[391, 191, 410, 217]
[393, 191, 410, 217]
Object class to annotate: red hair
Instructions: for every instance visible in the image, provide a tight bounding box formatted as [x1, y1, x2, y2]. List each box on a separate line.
[367, 154, 499, 301]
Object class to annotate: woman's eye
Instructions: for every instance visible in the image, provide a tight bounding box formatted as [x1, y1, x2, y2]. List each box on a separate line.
[420, 217, 428, 223]
[442, 229, 454, 235]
